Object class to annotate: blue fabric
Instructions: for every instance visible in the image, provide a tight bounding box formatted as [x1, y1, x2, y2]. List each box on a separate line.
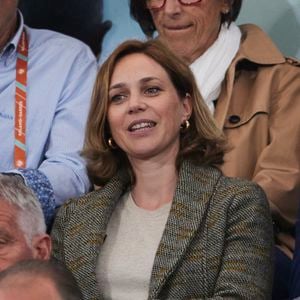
[0, 13, 97, 224]
[18, 168, 55, 226]
[289, 208, 300, 299]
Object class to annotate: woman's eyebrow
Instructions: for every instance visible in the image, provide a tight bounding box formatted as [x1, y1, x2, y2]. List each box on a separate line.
[110, 76, 160, 91]
[109, 83, 126, 91]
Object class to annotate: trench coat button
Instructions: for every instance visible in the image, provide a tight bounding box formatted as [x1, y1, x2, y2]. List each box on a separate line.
[228, 115, 240, 124]
[286, 57, 300, 66]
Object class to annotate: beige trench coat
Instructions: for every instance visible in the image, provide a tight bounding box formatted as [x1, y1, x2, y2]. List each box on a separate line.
[214, 24, 300, 230]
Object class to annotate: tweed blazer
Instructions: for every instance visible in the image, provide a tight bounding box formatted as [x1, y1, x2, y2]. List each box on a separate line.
[51, 161, 273, 299]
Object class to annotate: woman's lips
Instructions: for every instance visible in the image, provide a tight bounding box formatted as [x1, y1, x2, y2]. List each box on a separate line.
[163, 24, 192, 31]
[128, 120, 157, 132]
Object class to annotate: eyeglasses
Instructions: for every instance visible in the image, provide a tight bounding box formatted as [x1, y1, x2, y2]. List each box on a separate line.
[146, 0, 202, 10]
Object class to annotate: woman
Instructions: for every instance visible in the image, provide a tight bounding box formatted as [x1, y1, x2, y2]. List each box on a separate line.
[51, 40, 273, 299]
[130, 0, 300, 296]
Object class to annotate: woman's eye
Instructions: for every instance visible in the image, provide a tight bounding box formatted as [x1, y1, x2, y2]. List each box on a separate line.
[110, 94, 126, 103]
[145, 86, 161, 96]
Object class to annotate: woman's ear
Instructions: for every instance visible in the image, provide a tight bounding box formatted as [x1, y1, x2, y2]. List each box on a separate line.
[221, 0, 232, 13]
[182, 93, 193, 121]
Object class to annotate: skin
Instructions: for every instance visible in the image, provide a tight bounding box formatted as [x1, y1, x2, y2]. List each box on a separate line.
[0, 275, 62, 300]
[108, 53, 191, 210]
[149, 0, 231, 64]
[0, 201, 51, 272]
[0, 0, 18, 51]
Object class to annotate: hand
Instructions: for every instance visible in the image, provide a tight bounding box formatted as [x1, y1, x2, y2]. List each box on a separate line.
[276, 232, 295, 259]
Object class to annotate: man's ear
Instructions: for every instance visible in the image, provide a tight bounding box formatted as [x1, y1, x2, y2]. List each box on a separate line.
[31, 234, 52, 260]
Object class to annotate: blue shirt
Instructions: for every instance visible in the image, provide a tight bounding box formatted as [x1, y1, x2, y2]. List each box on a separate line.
[0, 14, 97, 225]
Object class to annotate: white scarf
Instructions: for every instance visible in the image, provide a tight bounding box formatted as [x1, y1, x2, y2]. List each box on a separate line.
[190, 22, 241, 114]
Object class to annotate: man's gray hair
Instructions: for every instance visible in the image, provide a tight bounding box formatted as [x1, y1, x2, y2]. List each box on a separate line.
[0, 174, 46, 245]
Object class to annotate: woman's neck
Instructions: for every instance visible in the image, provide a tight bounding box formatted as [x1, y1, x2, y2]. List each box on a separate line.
[130, 158, 178, 211]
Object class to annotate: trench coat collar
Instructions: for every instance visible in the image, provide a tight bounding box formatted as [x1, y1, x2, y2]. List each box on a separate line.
[214, 24, 285, 128]
[64, 161, 222, 299]
[236, 24, 285, 65]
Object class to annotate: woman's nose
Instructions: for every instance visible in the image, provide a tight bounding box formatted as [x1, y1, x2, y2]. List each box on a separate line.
[164, 0, 182, 15]
[127, 96, 147, 114]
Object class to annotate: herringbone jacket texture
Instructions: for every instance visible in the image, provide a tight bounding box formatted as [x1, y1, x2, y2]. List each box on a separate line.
[51, 161, 273, 299]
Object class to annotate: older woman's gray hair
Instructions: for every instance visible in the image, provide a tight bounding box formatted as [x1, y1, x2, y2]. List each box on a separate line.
[0, 175, 46, 245]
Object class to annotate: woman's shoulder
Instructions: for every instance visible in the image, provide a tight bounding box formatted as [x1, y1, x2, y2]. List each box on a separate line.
[55, 173, 128, 221]
[216, 173, 270, 214]
[218, 173, 266, 197]
[182, 160, 262, 189]
[55, 189, 104, 219]
[184, 161, 268, 209]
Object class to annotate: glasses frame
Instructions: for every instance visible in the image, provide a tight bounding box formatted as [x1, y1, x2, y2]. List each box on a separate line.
[146, 0, 203, 10]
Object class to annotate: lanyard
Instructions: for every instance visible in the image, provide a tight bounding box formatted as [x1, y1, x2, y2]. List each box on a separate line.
[14, 29, 28, 168]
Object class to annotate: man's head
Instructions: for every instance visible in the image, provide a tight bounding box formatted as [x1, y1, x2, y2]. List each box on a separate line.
[0, 175, 51, 272]
[0, 259, 82, 300]
[0, 0, 19, 50]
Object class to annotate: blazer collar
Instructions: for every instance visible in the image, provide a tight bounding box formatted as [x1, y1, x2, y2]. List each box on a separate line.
[64, 169, 130, 299]
[149, 161, 222, 298]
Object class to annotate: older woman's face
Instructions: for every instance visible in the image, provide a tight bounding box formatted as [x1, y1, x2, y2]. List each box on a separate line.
[107, 53, 191, 162]
[149, 0, 230, 64]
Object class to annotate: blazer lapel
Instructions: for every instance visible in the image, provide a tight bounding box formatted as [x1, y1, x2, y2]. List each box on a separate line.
[64, 170, 130, 299]
[149, 161, 222, 298]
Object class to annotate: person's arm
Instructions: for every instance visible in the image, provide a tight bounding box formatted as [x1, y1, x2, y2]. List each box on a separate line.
[252, 63, 300, 228]
[5, 44, 97, 226]
[211, 182, 274, 299]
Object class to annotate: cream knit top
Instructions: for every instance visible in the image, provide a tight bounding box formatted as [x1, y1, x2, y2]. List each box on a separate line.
[96, 192, 172, 299]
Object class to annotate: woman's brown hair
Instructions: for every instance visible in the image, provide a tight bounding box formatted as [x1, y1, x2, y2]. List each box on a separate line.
[83, 39, 225, 186]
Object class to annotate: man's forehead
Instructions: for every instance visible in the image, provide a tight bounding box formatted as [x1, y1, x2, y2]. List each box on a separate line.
[0, 200, 19, 214]
[0, 201, 20, 229]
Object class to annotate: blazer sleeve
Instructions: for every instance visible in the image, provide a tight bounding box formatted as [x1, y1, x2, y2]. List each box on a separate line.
[211, 182, 274, 299]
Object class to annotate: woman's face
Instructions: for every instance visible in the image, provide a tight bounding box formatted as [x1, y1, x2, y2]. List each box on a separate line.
[107, 53, 191, 162]
[149, 0, 230, 64]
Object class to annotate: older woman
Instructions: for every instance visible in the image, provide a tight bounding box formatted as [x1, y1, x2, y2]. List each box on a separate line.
[130, 0, 300, 296]
[51, 39, 273, 299]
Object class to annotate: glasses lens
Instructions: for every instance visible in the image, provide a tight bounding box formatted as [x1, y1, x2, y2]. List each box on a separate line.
[146, 0, 201, 9]
[146, 0, 165, 9]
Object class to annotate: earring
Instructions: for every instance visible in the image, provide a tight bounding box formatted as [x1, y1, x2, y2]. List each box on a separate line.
[108, 137, 117, 149]
[223, 8, 230, 14]
[180, 120, 190, 132]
